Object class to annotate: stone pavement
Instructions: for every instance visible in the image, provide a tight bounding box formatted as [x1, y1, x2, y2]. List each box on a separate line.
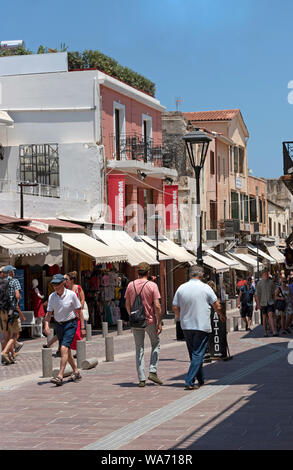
[0, 318, 293, 450]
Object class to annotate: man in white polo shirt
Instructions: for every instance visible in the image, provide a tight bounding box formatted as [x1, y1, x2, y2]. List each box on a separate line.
[172, 265, 225, 390]
[44, 273, 86, 386]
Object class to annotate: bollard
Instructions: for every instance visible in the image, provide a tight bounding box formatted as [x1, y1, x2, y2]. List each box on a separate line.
[226, 300, 232, 312]
[240, 318, 246, 330]
[76, 340, 86, 368]
[42, 348, 53, 378]
[254, 310, 260, 325]
[81, 357, 99, 370]
[47, 328, 54, 345]
[86, 323, 92, 341]
[105, 336, 114, 362]
[231, 299, 237, 309]
[233, 317, 239, 331]
[117, 319, 123, 336]
[102, 322, 108, 338]
[52, 364, 73, 378]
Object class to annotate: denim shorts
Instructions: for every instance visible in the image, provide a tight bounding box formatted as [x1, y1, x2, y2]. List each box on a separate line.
[55, 318, 78, 348]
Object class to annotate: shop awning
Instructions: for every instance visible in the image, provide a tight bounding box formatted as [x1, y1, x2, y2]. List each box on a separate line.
[247, 244, 276, 264]
[225, 254, 248, 271]
[56, 232, 127, 263]
[205, 249, 239, 267]
[0, 232, 49, 257]
[229, 252, 263, 270]
[0, 111, 13, 127]
[265, 245, 285, 264]
[93, 230, 159, 266]
[141, 235, 197, 263]
[202, 255, 229, 273]
[20, 232, 63, 267]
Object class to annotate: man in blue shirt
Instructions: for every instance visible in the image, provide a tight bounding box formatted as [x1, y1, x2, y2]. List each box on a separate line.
[237, 276, 256, 331]
[172, 265, 225, 390]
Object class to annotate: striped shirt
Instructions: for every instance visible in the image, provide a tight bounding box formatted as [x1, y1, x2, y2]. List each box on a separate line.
[6, 276, 21, 309]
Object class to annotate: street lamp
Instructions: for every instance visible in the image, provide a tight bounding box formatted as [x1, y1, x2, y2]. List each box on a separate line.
[182, 129, 212, 265]
[150, 211, 163, 286]
[18, 182, 38, 219]
[254, 231, 261, 283]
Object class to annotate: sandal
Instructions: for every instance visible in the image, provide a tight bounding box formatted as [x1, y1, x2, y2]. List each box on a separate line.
[50, 376, 63, 386]
[70, 371, 82, 382]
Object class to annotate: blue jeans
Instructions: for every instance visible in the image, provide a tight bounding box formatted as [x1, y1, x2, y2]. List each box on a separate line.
[183, 330, 210, 386]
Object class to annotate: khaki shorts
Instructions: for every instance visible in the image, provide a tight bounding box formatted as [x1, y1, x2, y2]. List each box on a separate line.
[0, 311, 21, 335]
[0, 310, 8, 333]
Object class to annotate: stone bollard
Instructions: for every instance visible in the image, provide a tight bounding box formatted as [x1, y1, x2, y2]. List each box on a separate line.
[86, 323, 92, 341]
[42, 348, 53, 378]
[52, 364, 73, 378]
[254, 310, 260, 325]
[81, 357, 99, 370]
[105, 336, 114, 362]
[231, 299, 237, 309]
[233, 317, 239, 331]
[102, 322, 108, 338]
[226, 300, 232, 312]
[47, 328, 54, 345]
[240, 318, 247, 330]
[117, 319, 123, 336]
[76, 340, 86, 369]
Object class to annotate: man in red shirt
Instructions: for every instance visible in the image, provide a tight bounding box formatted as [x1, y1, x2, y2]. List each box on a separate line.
[125, 262, 162, 387]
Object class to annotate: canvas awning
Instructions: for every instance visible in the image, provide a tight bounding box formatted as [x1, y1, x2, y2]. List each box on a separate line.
[93, 230, 159, 266]
[0, 111, 13, 127]
[19, 232, 63, 267]
[205, 249, 239, 267]
[0, 232, 49, 257]
[229, 252, 263, 270]
[141, 235, 197, 263]
[55, 232, 127, 263]
[225, 253, 248, 271]
[202, 255, 229, 273]
[247, 244, 276, 264]
[265, 245, 285, 264]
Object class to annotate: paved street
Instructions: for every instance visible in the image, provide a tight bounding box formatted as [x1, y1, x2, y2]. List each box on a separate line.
[0, 318, 293, 450]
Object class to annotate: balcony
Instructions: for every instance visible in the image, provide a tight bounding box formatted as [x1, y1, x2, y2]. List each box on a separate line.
[107, 133, 177, 179]
[281, 141, 293, 194]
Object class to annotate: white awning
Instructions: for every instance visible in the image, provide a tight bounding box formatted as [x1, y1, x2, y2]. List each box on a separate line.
[247, 244, 276, 264]
[141, 235, 197, 263]
[205, 249, 239, 267]
[20, 232, 63, 267]
[229, 252, 263, 270]
[0, 232, 49, 257]
[202, 255, 229, 273]
[0, 111, 13, 127]
[225, 253, 248, 271]
[56, 232, 127, 263]
[265, 245, 285, 264]
[93, 230, 159, 266]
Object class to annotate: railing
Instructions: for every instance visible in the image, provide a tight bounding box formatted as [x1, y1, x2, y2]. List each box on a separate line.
[0, 179, 89, 201]
[109, 133, 163, 166]
[283, 141, 293, 175]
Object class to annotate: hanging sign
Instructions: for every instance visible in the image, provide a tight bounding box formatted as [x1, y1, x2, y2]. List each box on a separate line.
[164, 185, 179, 230]
[108, 174, 125, 226]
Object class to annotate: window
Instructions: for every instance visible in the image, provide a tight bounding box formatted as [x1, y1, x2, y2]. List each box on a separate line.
[142, 114, 152, 163]
[231, 191, 239, 219]
[274, 222, 276, 236]
[249, 196, 257, 222]
[259, 199, 263, 223]
[239, 147, 244, 174]
[19, 144, 59, 197]
[224, 199, 227, 220]
[210, 151, 215, 175]
[278, 223, 281, 237]
[223, 157, 226, 181]
[244, 195, 249, 222]
[269, 217, 272, 236]
[113, 102, 126, 160]
[218, 156, 221, 182]
[263, 200, 265, 224]
[240, 194, 244, 220]
[233, 147, 239, 173]
[229, 146, 233, 173]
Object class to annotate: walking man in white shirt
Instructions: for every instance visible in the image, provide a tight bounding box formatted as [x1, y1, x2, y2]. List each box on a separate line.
[172, 266, 225, 390]
[44, 274, 86, 386]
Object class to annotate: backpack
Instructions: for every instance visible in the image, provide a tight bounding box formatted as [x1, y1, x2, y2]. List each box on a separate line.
[0, 278, 12, 312]
[129, 281, 149, 328]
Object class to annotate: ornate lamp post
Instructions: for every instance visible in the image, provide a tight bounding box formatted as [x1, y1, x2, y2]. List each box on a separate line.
[182, 129, 211, 265]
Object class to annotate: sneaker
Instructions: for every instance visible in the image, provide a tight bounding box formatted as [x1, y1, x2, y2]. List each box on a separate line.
[148, 372, 163, 385]
[138, 381, 146, 387]
[14, 342, 23, 353]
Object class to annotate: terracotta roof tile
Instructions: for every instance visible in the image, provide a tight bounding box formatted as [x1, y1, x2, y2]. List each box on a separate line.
[184, 109, 240, 122]
[0, 215, 30, 225]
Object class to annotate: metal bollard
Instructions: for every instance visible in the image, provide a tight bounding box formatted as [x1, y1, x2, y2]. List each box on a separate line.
[47, 328, 54, 345]
[76, 340, 86, 369]
[105, 336, 114, 362]
[117, 319, 123, 336]
[102, 322, 108, 338]
[86, 323, 92, 341]
[42, 348, 53, 378]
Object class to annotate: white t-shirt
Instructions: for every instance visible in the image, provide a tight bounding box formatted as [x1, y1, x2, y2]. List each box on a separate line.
[47, 288, 81, 323]
[172, 279, 218, 333]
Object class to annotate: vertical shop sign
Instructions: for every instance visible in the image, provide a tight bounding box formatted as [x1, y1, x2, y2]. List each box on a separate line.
[164, 185, 179, 230]
[108, 174, 125, 226]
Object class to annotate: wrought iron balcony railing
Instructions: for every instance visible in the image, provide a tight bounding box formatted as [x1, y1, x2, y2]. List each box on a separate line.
[109, 133, 163, 166]
[283, 141, 293, 175]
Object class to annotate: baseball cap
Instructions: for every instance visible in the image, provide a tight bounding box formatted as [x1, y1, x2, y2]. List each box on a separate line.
[3, 265, 16, 273]
[137, 262, 150, 274]
[50, 273, 66, 284]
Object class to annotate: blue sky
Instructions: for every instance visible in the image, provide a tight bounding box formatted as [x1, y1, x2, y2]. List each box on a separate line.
[1, 0, 293, 178]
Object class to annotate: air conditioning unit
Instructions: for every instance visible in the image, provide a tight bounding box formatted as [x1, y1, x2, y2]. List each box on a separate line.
[205, 230, 218, 241]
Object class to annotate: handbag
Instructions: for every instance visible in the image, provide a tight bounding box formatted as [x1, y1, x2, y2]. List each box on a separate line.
[82, 301, 89, 321]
